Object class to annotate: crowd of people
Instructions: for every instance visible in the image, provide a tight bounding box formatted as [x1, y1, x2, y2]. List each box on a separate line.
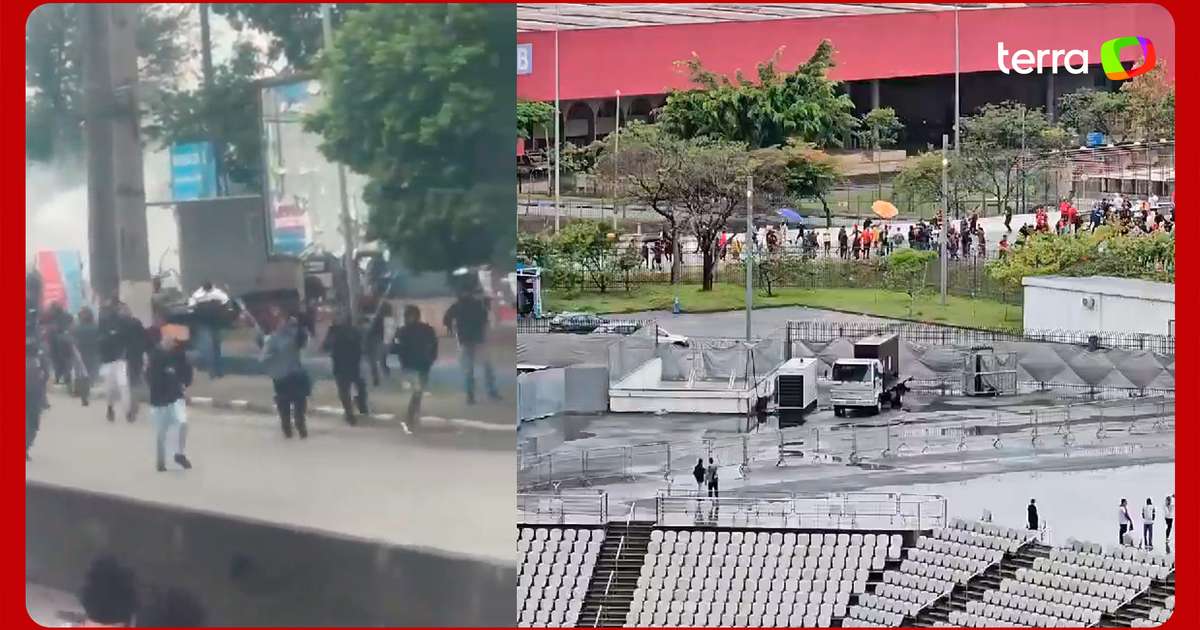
[24, 270, 502, 465]
[630, 192, 1174, 274]
[1023, 495, 1176, 553]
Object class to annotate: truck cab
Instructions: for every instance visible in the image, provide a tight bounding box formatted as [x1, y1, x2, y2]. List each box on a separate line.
[830, 358, 886, 416]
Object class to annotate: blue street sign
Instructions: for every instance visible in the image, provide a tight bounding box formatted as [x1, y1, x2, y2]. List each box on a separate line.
[517, 43, 533, 76]
[170, 142, 217, 201]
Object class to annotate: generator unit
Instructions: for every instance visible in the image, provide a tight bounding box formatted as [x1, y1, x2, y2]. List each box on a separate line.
[774, 358, 819, 427]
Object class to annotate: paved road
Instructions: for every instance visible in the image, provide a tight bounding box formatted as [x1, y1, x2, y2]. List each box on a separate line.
[27, 393, 514, 563]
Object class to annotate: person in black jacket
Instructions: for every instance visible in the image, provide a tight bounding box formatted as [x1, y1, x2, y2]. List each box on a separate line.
[146, 331, 193, 472]
[392, 305, 438, 427]
[360, 290, 394, 387]
[97, 301, 133, 422]
[26, 336, 48, 461]
[443, 288, 499, 405]
[321, 309, 368, 425]
[1027, 499, 1039, 531]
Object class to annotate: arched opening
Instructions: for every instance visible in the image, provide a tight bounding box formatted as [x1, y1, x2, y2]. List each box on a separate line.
[565, 102, 595, 145]
[628, 97, 654, 123]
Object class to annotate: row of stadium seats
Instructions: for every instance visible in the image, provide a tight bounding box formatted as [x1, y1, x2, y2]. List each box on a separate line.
[636, 569, 869, 597]
[650, 529, 901, 548]
[1000, 577, 1125, 613]
[946, 608, 1091, 628]
[517, 527, 605, 628]
[904, 549, 986, 580]
[929, 527, 1024, 555]
[844, 604, 905, 627]
[1131, 596, 1174, 627]
[981, 588, 1104, 624]
[1013, 567, 1141, 601]
[965, 598, 1100, 626]
[1048, 546, 1173, 579]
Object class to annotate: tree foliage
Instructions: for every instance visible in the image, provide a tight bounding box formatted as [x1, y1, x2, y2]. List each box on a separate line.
[958, 102, 1068, 215]
[1057, 66, 1174, 143]
[25, 4, 193, 162]
[749, 141, 841, 227]
[306, 4, 514, 273]
[145, 43, 265, 192]
[987, 228, 1174, 292]
[884, 249, 937, 315]
[893, 152, 973, 213]
[857, 107, 903, 149]
[657, 41, 857, 149]
[210, 4, 363, 70]
[517, 100, 554, 139]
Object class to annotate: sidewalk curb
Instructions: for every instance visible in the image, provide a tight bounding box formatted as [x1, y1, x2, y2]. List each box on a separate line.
[48, 383, 516, 434]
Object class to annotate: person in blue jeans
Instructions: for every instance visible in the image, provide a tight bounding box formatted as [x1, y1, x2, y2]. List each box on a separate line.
[443, 288, 500, 405]
[146, 330, 193, 472]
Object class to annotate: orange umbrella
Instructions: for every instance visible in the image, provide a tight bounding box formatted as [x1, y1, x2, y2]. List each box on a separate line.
[872, 200, 899, 220]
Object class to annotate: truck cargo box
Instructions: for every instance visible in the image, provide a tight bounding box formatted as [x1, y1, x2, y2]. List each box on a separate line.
[853, 333, 900, 380]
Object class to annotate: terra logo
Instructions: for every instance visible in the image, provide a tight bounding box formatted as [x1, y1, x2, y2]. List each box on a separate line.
[996, 36, 1155, 80]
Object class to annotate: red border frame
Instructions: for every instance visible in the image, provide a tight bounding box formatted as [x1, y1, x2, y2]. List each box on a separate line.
[8, 1, 1191, 629]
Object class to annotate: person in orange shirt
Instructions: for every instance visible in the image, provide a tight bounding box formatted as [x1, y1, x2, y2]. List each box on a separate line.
[861, 225, 873, 259]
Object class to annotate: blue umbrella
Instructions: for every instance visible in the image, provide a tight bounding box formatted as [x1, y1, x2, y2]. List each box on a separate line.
[776, 208, 805, 223]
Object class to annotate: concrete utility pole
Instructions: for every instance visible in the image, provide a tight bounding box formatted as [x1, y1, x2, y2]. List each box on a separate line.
[940, 135, 949, 306]
[745, 175, 754, 341]
[553, 4, 562, 233]
[82, 3, 151, 321]
[322, 3, 358, 321]
[199, 3, 223, 195]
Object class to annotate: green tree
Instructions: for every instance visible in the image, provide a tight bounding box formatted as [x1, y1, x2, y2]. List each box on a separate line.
[1057, 88, 1131, 143]
[857, 107, 904, 198]
[884, 249, 937, 315]
[554, 220, 618, 293]
[959, 102, 1067, 217]
[594, 123, 687, 282]
[988, 228, 1174, 292]
[210, 4, 365, 70]
[145, 43, 265, 192]
[1121, 63, 1175, 141]
[893, 152, 972, 216]
[306, 4, 514, 273]
[657, 41, 857, 149]
[25, 4, 193, 162]
[517, 100, 554, 139]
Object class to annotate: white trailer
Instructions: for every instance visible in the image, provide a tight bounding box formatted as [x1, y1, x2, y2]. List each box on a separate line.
[774, 358, 819, 427]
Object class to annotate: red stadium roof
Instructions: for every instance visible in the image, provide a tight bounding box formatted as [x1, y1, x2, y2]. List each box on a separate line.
[516, 3, 1174, 101]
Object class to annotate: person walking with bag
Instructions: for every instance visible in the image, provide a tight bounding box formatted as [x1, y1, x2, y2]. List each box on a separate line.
[259, 310, 311, 439]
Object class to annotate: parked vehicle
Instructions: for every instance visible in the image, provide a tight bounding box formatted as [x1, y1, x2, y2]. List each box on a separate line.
[548, 312, 608, 334]
[591, 321, 690, 347]
[830, 333, 907, 416]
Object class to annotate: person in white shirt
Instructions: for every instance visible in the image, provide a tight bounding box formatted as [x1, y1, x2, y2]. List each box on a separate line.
[1142, 498, 1156, 550]
[187, 280, 231, 378]
[1164, 495, 1175, 544]
[1119, 498, 1133, 545]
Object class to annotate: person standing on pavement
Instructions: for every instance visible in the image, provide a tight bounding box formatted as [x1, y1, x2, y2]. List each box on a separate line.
[322, 309, 368, 425]
[443, 287, 500, 405]
[43, 302, 75, 386]
[72, 307, 100, 406]
[1142, 498, 1156, 550]
[1164, 495, 1175, 545]
[1119, 498, 1133, 545]
[187, 280, 232, 378]
[392, 305, 438, 429]
[146, 329, 194, 472]
[705, 457, 719, 498]
[118, 303, 149, 420]
[692, 458, 706, 495]
[259, 310, 311, 439]
[360, 289, 394, 387]
[1027, 499, 1039, 531]
[98, 300, 133, 423]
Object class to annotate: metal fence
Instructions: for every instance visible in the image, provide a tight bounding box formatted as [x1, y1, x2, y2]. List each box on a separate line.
[517, 317, 657, 335]
[517, 492, 610, 525]
[517, 396, 1173, 492]
[655, 491, 948, 531]
[784, 321, 1176, 356]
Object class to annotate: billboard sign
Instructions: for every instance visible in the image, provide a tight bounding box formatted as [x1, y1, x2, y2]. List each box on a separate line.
[36, 250, 86, 314]
[170, 142, 217, 201]
[517, 43, 533, 75]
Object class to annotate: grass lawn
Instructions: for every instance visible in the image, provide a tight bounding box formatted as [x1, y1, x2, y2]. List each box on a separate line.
[545, 283, 1023, 331]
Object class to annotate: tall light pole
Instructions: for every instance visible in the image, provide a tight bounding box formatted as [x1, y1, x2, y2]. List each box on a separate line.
[954, 5, 961, 153]
[553, 4, 562, 233]
[745, 175, 754, 341]
[613, 90, 621, 231]
[940, 135, 949, 306]
[322, 3, 357, 320]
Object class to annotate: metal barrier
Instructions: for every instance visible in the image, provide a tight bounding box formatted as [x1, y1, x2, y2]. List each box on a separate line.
[655, 491, 948, 531]
[516, 492, 609, 525]
[517, 396, 1173, 491]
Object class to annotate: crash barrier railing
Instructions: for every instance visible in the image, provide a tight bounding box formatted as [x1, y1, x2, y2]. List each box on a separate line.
[785, 320, 1175, 356]
[517, 396, 1173, 491]
[517, 491, 609, 525]
[654, 491, 948, 531]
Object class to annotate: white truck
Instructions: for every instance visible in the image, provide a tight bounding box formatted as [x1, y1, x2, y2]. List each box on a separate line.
[830, 333, 908, 417]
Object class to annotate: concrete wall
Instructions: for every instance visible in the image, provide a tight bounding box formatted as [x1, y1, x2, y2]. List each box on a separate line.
[26, 482, 515, 627]
[1023, 286, 1175, 336]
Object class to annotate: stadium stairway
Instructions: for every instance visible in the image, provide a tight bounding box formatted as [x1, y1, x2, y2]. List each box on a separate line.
[906, 541, 1052, 627]
[1098, 571, 1176, 627]
[576, 521, 655, 627]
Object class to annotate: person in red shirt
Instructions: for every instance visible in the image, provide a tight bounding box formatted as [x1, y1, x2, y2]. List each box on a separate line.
[1035, 207, 1049, 232]
[860, 226, 873, 259]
